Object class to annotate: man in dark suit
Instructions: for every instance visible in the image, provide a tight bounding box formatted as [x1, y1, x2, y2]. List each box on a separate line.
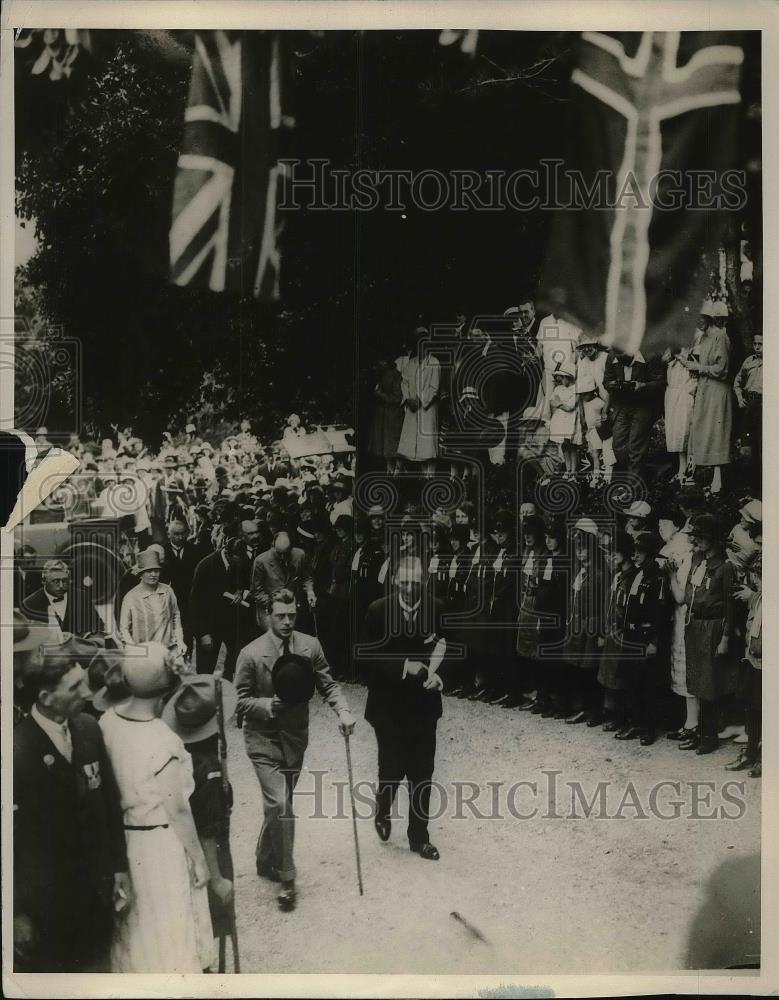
[603, 348, 667, 476]
[22, 559, 102, 637]
[13, 635, 130, 972]
[190, 538, 254, 680]
[360, 555, 447, 860]
[250, 530, 317, 634]
[163, 517, 201, 654]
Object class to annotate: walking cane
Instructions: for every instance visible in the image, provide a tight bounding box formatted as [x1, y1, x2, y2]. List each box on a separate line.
[343, 732, 364, 896]
[215, 677, 241, 972]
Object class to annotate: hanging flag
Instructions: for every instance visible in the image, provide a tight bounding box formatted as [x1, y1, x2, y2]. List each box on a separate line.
[538, 31, 744, 358]
[169, 30, 292, 301]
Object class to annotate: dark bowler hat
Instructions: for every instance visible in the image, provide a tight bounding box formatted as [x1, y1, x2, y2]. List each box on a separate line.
[272, 653, 315, 705]
[162, 674, 238, 744]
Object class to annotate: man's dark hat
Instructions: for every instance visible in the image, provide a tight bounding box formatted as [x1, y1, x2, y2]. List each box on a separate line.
[272, 652, 315, 704]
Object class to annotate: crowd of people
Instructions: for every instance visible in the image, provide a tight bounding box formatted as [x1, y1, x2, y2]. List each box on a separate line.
[12, 288, 763, 973]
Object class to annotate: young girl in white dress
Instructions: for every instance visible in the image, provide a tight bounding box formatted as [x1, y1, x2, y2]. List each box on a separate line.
[548, 366, 579, 477]
[99, 643, 215, 973]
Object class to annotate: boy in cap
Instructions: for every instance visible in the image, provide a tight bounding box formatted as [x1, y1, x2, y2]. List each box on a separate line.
[162, 676, 238, 936]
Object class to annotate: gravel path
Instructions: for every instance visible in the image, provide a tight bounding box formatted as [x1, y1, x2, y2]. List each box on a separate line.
[223, 684, 760, 974]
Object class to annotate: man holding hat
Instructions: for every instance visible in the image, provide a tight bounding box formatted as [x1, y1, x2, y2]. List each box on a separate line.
[13, 635, 130, 971]
[235, 587, 356, 912]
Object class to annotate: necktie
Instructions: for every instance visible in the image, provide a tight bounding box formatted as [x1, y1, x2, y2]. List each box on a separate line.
[60, 722, 73, 764]
[282, 637, 291, 657]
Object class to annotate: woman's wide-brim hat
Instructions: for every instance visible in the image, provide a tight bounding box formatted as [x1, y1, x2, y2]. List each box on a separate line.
[272, 653, 315, 705]
[162, 674, 238, 744]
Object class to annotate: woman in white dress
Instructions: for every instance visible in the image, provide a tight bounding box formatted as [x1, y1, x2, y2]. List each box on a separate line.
[99, 643, 215, 973]
[662, 346, 697, 481]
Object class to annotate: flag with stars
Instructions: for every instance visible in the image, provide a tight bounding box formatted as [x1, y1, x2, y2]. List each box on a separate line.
[538, 31, 745, 358]
[169, 30, 293, 301]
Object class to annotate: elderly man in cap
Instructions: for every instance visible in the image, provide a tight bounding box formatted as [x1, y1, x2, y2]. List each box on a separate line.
[235, 587, 356, 911]
[119, 548, 185, 656]
[13, 635, 130, 971]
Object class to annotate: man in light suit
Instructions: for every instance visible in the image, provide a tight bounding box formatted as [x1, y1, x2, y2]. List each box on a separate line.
[250, 530, 316, 633]
[235, 588, 356, 911]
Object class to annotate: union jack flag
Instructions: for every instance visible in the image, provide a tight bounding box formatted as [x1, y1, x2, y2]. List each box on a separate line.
[169, 30, 292, 300]
[538, 31, 745, 358]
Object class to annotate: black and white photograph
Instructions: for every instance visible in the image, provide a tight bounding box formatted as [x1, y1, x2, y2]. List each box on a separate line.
[1, 2, 775, 994]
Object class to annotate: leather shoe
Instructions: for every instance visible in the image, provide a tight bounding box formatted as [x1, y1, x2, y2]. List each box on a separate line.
[518, 699, 537, 712]
[602, 720, 621, 733]
[277, 881, 296, 912]
[565, 711, 587, 725]
[489, 693, 510, 706]
[256, 859, 281, 882]
[615, 726, 640, 740]
[724, 751, 756, 771]
[695, 740, 718, 755]
[586, 714, 603, 727]
[410, 842, 440, 861]
[749, 761, 762, 778]
[467, 687, 488, 701]
[374, 816, 391, 842]
[679, 735, 700, 750]
[639, 731, 656, 746]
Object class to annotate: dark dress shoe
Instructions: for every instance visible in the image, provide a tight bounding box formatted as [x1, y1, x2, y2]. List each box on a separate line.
[448, 685, 465, 697]
[518, 699, 537, 712]
[679, 734, 700, 750]
[724, 751, 756, 772]
[503, 697, 523, 709]
[531, 701, 546, 715]
[553, 708, 570, 719]
[374, 816, 391, 842]
[749, 761, 762, 778]
[695, 740, 718, 755]
[468, 687, 488, 701]
[615, 726, 640, 740]
[566, 711, 587, 725]
[639, 732, 656, 746]
[541, 706, 557, 718]
[586, 714, 603, 728]
[277, 881, 297, 911]
[666, 727, 692, 741]
[489, 693, 511, 706]
[256, 859, 281, 882]
[410, 842, 440, 861]
[602, 720, 621, 733]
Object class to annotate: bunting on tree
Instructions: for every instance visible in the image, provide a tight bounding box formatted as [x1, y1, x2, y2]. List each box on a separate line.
[169, 30, 293, 301]
[538, 31, 744, 358]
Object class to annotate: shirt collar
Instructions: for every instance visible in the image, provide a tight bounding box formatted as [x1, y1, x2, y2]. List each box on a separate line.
[269, 630, 294, 655]
[31, 703, 70, 741]
[398, 595, 422, 615]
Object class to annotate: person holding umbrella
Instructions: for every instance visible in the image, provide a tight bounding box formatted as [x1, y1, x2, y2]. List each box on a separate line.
[235, 588, 356, 912]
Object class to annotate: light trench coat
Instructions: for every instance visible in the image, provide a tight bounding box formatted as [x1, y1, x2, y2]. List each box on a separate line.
[397, 353, 440, 462]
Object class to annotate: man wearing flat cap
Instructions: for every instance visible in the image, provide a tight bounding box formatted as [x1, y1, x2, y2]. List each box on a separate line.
[235, 587, 356, 912]
[13, 635, 131, 971]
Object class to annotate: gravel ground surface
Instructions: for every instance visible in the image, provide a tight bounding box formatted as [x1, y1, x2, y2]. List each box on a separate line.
[222, 684, 760, 975]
